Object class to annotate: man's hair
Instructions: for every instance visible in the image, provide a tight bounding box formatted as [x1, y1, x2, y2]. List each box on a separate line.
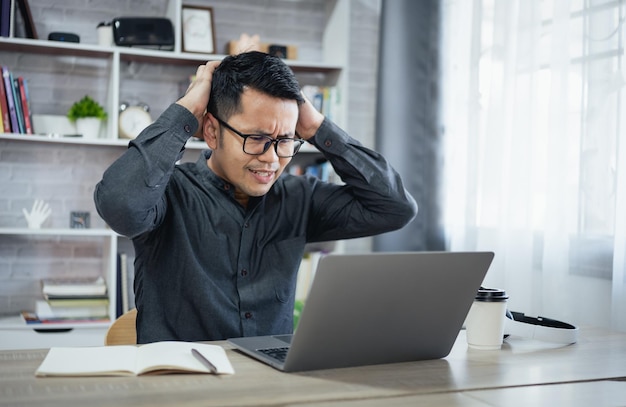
[207, 51, 304, 119]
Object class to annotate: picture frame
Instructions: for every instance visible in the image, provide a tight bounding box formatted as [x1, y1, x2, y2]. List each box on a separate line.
[70, 211, 91, 229]
[181, 5, 216, 54]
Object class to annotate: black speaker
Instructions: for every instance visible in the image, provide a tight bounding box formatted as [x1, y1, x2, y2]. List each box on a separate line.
[112, 17, 174, 50]
[48, 32, 80, 43]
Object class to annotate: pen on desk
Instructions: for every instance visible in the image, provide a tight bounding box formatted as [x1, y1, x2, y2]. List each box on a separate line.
[191, 348, 218, 374]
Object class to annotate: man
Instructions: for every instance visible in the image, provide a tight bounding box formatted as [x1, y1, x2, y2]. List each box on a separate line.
[95, 51, 417, 343]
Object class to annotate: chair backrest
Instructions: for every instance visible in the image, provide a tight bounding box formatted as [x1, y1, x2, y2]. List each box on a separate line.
[105, 308, 137, 345]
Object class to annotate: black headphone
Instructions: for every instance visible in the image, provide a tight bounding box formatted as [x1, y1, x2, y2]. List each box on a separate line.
[505, 310, 579, 344]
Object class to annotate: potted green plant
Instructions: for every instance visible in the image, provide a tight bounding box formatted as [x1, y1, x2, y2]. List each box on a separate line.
[67, 95, 107, 139]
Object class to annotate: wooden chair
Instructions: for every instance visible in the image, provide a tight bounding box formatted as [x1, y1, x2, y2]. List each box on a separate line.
[104, 308, 137, 345]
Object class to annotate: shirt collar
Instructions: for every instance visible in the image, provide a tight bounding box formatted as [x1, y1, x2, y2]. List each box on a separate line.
[195, 150, 264, 210]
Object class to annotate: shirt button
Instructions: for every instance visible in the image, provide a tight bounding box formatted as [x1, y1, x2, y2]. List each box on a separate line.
[324, 140, 332, 147]
[224, 184, 230, 190]
[245, 312, 252, 319]
[184, 124, 192, 133]
[241, 269, 248, 277]
[244, 222, 249, 228]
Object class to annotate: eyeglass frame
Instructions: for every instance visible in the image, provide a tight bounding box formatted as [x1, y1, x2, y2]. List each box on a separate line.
[213, 116, 305, 158]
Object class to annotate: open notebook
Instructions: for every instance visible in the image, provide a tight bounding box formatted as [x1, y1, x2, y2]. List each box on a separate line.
[228, 251, 494, 372]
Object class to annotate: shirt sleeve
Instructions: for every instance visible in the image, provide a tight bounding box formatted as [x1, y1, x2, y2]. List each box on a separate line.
[94, 103, 198, 238]
[305, 118, 418, 242]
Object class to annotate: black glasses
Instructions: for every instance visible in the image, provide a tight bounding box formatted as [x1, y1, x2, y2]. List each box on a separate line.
[214, 117, 304, 158]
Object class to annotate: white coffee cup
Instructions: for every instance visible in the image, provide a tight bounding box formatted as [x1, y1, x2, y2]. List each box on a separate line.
[97, 22, 113, 46]
[465, 287, 508, 350]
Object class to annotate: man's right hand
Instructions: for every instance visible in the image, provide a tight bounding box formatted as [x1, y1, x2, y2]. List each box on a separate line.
[176, 60, 221, 125]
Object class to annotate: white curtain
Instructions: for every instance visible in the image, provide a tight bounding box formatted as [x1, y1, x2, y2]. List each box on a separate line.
[441, 0, 626, 332]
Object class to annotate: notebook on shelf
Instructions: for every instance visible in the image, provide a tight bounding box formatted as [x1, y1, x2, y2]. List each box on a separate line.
[228, 251, 494, 372]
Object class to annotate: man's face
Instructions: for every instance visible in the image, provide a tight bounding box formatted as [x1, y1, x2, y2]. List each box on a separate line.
[203, 88, 299, 206]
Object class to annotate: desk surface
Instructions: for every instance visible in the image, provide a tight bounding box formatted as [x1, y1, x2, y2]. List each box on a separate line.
[1, 327, 625, 407]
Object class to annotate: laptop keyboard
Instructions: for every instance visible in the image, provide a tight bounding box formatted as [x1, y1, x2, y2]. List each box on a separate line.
[258, 346, 290, 362]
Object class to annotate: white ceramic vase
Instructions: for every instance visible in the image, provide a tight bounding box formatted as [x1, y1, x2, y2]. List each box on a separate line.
[75, 117, 102, 139]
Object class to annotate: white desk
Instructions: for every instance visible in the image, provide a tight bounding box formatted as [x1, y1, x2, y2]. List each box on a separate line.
[1, 327, 625, 407]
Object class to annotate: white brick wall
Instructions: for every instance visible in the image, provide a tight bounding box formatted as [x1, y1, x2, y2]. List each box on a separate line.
[0, 0, 381, 315]
[0, 141, 122, 229]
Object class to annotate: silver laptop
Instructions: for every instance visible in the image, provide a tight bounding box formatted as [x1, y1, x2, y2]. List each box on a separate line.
[228, 251, 494, 372]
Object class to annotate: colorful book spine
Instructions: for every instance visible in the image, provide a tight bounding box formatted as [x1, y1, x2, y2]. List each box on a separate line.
[0, 76, 8, 132]
[11, 74, 24, 133]
[2, 66, 19, 132]
[0, 0, 11, 38]
[17, 76, 33, 133]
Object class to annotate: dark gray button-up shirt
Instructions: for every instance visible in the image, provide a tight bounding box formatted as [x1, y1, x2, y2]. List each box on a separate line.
[95, 103, 417, 343]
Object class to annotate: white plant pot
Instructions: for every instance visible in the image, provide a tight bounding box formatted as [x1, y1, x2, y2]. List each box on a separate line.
[75, 117, 102, 139]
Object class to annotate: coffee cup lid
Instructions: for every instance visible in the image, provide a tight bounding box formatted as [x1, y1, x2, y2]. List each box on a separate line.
[475, 287, 508, 302]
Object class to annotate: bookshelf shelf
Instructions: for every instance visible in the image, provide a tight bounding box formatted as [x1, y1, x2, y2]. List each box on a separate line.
[0, 37, 113, 58]
[0, 315, 110, 350]
[0, 132, 207, 149]
[0, 37, 343, 73]
[0, 132, 320, 153]
[0, 228, 118, 350]
[0, 315, 110, 330]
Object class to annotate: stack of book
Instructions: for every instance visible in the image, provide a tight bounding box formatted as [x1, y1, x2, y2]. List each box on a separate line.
[21, 276, 110, 324]
[1, 0, 38, 40]
[0, 65, 34, 135]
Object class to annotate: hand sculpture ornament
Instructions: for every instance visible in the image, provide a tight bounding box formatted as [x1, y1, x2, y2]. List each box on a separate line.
[22, 200, 52, 229]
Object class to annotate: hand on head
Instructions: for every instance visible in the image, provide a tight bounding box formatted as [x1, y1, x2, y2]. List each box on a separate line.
[177, 60, 221, 124]
[295, 91, 325, 140]
[177, 56, 324, 140]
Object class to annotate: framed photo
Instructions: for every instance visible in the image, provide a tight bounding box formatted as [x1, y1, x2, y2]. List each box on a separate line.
[181, 6, 216, 54]
[70, 211, 91, 229]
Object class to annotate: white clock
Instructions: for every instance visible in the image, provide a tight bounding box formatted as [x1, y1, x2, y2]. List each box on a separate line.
[118, 105, 152, 139]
